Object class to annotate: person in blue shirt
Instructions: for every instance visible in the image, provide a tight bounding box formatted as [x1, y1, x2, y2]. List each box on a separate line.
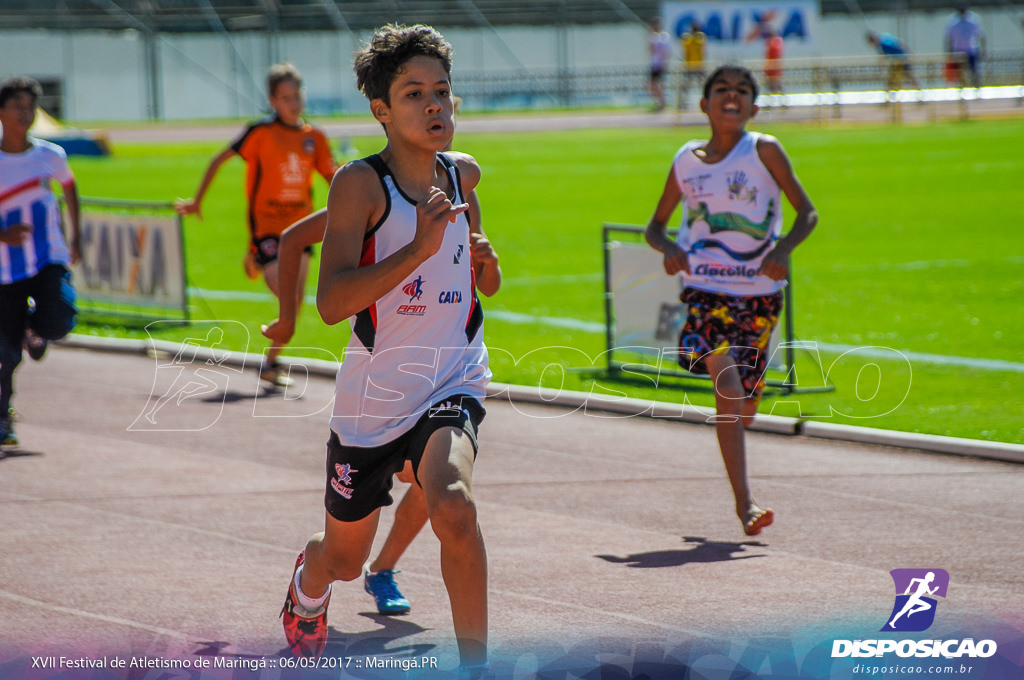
[945, 6, 986, 87]
[867, 32, 921, 90]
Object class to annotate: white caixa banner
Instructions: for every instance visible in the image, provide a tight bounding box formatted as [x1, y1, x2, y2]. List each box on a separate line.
[662, 0, 820, 58]
[72, 210, 186, 311]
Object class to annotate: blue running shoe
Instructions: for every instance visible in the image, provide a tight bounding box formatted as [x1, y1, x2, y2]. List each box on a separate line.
[364, 569, 410, 615]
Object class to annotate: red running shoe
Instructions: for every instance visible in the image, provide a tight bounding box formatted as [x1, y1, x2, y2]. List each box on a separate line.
[280, 551, 330, 657]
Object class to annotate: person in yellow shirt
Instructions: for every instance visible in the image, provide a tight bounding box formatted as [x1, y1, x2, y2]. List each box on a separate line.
[679, 21, 707, 110]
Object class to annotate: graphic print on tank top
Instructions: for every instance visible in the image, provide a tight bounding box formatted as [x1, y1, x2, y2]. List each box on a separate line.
[672, 131, 785, 296]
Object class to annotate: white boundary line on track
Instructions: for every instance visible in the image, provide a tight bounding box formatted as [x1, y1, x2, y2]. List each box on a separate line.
[0, 590, 191, 642]
[57, 335, 1024, 464]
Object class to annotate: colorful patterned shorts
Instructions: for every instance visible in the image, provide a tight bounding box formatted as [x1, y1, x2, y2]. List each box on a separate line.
[677, 287, 784, 402]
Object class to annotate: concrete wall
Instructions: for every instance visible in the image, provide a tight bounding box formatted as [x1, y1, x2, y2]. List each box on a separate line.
[1, 8, 1021, 122]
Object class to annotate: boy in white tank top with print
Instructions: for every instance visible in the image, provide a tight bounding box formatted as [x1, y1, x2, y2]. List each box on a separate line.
[645, 65, 819, 537]
[279, 25, 498, 675]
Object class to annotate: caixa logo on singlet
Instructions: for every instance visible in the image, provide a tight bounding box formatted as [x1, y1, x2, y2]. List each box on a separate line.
[438, 290, 463, 304]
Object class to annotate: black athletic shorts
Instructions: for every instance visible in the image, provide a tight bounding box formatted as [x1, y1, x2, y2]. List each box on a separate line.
[252, 235, 314, 266]
[323, 395, 485, 522]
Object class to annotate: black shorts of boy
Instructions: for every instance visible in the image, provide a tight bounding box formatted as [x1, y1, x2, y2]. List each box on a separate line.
[324, 395, 486, 522]
[650, 66, 667, 81]
[676, 287, 783, 402]
[0, 264, 77, 412]
[252, 235, 314, 266]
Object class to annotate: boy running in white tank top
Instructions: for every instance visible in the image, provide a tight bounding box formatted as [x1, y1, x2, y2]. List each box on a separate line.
[279, 25, 496, 676]
[262, 176, 496, 618]
[645, 65, 818, 537]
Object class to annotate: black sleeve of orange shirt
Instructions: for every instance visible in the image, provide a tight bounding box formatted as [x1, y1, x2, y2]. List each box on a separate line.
[230, 118, 268, 160]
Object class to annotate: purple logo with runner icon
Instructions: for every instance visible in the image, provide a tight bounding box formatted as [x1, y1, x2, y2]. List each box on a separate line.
[882, 569, 949, 632]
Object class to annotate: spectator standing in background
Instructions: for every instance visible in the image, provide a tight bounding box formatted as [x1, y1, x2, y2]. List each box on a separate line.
[746, 19, 784, 96]
[762, 27, 785, 96]
[945, 5, 986, 87]
[679, 21, 707, 110]
[648, 16, 672, 111]
[867, 31, 922, 91]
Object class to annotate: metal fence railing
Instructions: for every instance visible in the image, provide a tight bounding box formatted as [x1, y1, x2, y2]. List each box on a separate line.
[742, 52, 1024, 94]
[457, 65, 655, 110]
[455, 52, 1024, 120]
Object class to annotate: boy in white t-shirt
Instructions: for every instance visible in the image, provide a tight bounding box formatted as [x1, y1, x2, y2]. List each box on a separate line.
[0, 76, 81, 447]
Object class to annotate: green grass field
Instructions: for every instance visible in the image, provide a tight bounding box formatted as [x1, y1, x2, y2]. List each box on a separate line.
[67, 115, 1024, 444]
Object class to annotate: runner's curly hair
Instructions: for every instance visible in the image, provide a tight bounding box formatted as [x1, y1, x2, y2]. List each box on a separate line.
[354, 24, 454, 105]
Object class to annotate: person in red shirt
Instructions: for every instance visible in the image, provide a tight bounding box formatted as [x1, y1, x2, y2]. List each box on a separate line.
[177, 63, 338, 386]
[764, 29, 785, 95]
[746, 18, 785, 96]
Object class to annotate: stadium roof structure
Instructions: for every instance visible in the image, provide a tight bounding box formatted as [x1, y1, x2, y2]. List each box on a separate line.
[0, 0, 1004, 33]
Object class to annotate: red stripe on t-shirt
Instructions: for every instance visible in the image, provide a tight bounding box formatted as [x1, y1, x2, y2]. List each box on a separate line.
[0, 176, 47, 205]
